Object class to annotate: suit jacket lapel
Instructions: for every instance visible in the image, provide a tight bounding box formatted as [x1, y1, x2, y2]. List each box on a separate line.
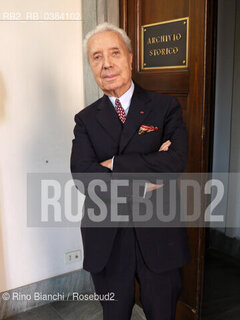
[119, 84, 152, 154]
[96, 95, 122, 142]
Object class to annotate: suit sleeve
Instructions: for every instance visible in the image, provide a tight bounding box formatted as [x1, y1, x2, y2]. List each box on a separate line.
[70, 113, 133, 201]
[112, 98, 188, 173]
[70, 113, 115, 202]
[71, 114, 111, 174]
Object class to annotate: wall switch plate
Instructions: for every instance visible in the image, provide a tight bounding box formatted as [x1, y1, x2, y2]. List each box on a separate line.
[65, 249, 81, 264]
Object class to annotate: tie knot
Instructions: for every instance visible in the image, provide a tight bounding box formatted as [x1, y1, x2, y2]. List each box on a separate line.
[115, 98, 121, 106]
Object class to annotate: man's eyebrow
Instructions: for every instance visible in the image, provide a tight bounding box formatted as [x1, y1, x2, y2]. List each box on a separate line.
[92, 51, 102, 56]
[93, 47, 120, 53]
[91, 47, 120, 56]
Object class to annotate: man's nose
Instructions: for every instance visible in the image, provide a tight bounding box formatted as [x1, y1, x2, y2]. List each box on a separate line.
[102, 54, 112, 69]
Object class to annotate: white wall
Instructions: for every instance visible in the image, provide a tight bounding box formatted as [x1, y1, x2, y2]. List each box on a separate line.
[0, 0, 84, 292]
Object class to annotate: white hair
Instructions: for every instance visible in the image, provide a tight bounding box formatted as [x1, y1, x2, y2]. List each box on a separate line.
[83, 22, 132, 57]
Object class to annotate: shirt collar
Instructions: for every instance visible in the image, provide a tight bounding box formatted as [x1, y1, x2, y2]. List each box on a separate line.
[108, 81, 135, 111]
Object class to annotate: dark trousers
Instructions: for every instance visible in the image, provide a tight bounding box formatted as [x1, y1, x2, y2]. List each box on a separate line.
[90, 227, 183, 320]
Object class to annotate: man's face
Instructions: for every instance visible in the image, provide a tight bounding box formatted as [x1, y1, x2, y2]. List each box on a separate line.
[87, 31, 133, 97]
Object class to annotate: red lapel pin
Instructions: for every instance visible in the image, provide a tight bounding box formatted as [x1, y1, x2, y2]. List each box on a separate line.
[140, 111, 144, 114]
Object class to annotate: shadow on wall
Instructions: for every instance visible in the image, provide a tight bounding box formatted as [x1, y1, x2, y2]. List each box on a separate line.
[0, 172, 6, 292]
[0, 73, 7, 291]
[0, 176, 6, 292]
[0, 73, 6, 123]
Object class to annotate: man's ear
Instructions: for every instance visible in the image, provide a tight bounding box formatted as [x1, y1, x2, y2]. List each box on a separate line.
[129, 52, 133, 69]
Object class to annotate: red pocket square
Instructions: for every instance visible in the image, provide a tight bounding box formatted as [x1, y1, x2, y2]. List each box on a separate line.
[138, 125, 158, 135]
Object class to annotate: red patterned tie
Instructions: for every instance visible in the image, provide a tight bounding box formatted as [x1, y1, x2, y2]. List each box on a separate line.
[115, 98, 126, 124]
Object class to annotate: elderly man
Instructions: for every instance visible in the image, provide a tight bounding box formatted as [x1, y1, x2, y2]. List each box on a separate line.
[71, 22, 190, 320]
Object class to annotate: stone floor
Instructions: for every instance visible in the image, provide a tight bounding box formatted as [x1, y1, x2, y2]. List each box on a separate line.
[5, 301, 146, 320]
[5, 248, 240, 320]
[201, 248, 240, 320]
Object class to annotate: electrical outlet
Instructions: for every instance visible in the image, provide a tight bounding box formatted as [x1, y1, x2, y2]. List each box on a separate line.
[65, 249, 81, 264]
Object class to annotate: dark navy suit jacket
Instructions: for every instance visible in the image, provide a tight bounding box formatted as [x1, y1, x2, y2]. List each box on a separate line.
[71, 83, 191, 273]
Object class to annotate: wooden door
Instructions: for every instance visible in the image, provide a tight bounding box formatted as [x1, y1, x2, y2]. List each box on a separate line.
[120, 0, 216, 319]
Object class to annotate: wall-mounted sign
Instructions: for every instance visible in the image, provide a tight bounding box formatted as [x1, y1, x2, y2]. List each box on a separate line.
[141, 17, 189, 70]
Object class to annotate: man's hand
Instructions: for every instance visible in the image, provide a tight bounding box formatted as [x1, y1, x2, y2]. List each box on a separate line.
[159, 140, 171, 151]
[100, 158, 113, 170]
[145, 140, 172, 193]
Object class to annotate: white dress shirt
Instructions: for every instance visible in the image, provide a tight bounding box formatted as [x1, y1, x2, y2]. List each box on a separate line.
[108, 80, 135, 116]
